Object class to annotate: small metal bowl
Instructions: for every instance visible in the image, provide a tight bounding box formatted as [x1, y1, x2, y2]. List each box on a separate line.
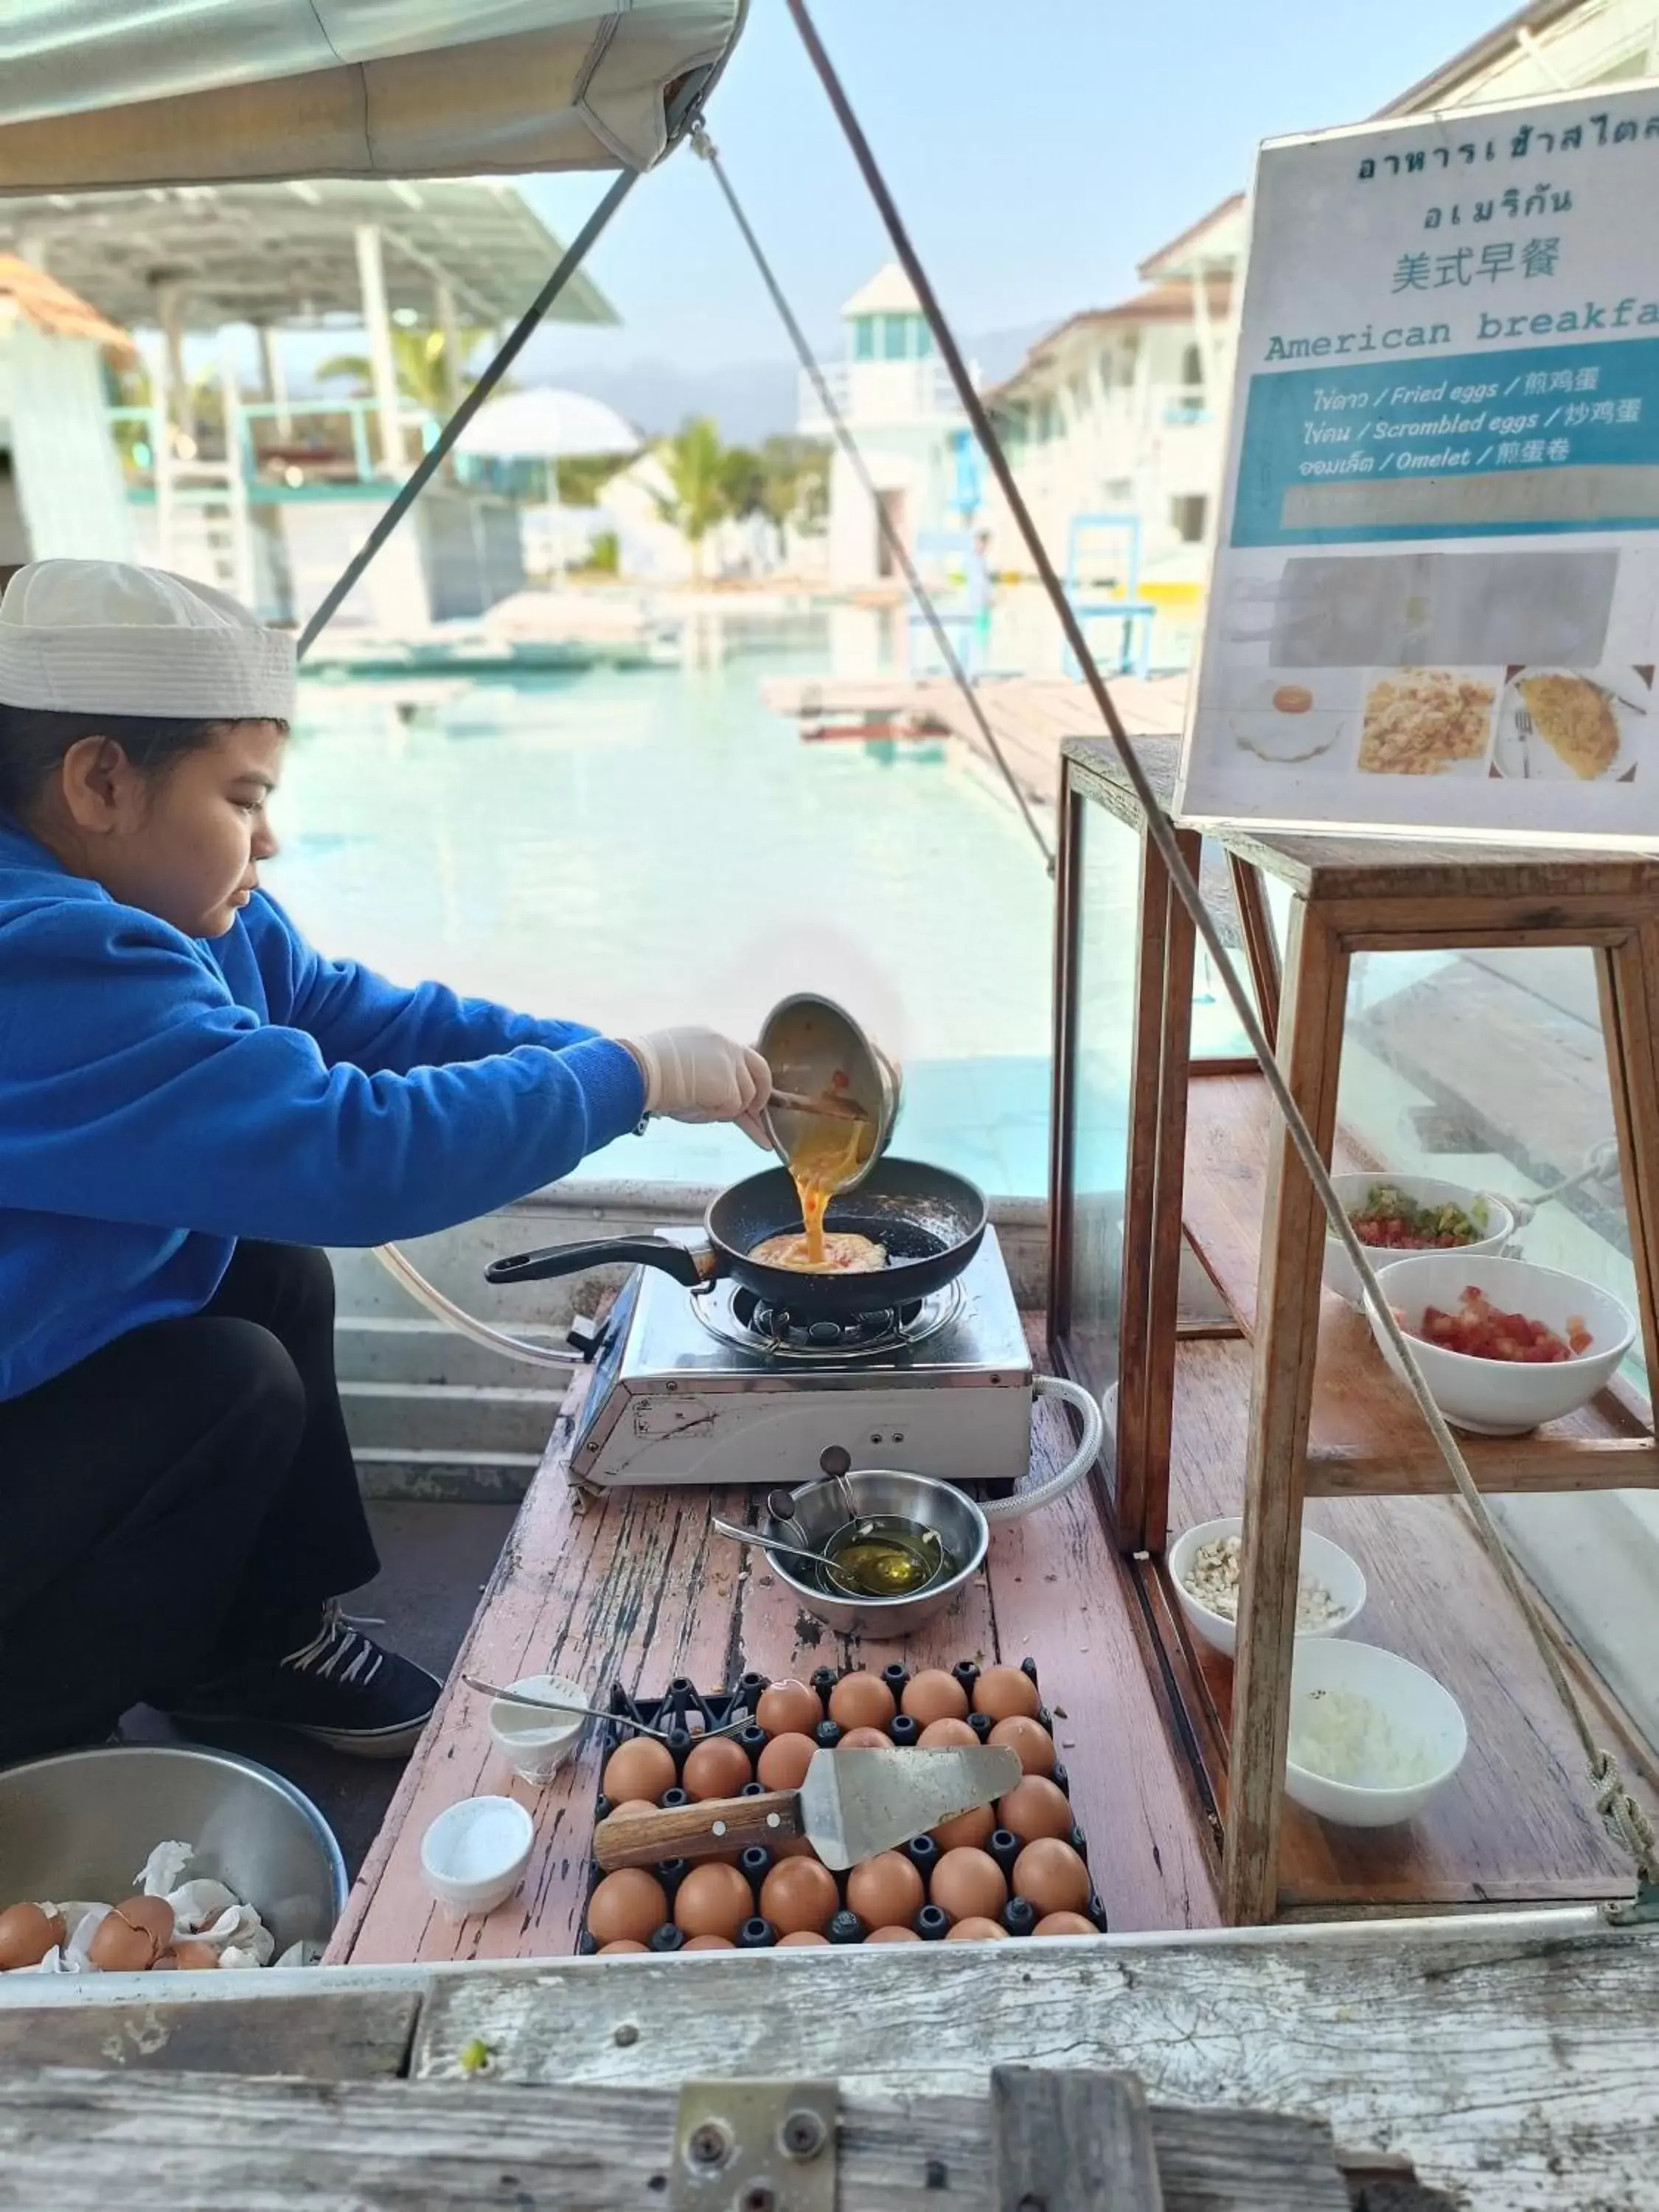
[759, 992, 901, 1193]
[764, 1469, 988, 1635]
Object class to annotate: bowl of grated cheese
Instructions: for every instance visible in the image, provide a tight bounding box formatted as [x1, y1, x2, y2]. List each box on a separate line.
[1284, 1639, 1467, 1827]
[1168, 1515, 1366, 1658]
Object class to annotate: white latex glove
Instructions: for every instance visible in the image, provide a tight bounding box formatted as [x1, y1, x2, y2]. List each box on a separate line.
[620, 1027, 773, 1147]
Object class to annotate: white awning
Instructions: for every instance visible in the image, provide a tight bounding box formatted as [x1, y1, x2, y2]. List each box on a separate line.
[0, 1, 747, 192]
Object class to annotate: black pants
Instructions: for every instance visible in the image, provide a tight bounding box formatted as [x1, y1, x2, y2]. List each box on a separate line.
[0, 1242, 378, 1763]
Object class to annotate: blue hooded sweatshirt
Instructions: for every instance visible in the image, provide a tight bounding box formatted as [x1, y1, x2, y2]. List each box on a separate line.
[0, 817, 646, 1402]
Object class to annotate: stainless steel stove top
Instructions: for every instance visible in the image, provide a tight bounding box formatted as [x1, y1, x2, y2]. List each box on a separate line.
[568, 1228, 1034, 1489]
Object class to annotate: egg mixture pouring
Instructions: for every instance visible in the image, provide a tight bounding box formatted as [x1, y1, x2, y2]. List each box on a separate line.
[754, 1112, 882, 1273]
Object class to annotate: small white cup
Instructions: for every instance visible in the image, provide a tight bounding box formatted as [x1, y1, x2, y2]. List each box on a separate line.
[420, 1795, 534, 1919]
[487, 1672, 588, 1785]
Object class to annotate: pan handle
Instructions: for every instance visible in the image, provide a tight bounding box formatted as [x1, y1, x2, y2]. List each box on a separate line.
[485, 1236, 715, 1289]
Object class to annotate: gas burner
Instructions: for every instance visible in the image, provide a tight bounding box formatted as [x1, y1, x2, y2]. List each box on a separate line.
[692, 1277, 963, 1362]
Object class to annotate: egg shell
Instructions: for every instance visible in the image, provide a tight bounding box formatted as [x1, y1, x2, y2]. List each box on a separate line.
[928, 1847, 1007, 1925]
[682, 1736, 754, 1801]
[166, 1941, 220, 1971]
[0, 1902, 66, 1972]
[827, 1672, 897, 1731]
[973, 1666, 1042, 1721]
[587, 1868, 669, 1948]
[602, 1738, 678, 1805]
[756, 1679, 823, 1736]
[673, 1860, 753, 1941]
[681, 1933, 737, 1950]
[759, 1857, 840, 1937]
[929, 1801, 996, 1851]
[599, 1938, 650, 1953]
[776, 1929, 830, 1947]
[997, 1774, 1074, 1843]
[945, 1915, 1009, 1942]
[900, 1669, 970, 1725]
[835, 1725, 892, 1750]
[87, 1908, 161, 1973]
[116, 1895, 176, 1950]
[1012, 1838, 1091, 1917]
[1032, 1912, 1099, 1938]
[988, 1714, 1057, 1777]
[756, 1731, 816, 1792]
[863, 1924, 921, 1943]
[916, 1717, 978, 1749]
[845, 1851, 924, 1930]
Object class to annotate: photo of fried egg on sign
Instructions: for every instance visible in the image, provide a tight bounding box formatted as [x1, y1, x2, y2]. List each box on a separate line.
[1227, 670, 1360, 768]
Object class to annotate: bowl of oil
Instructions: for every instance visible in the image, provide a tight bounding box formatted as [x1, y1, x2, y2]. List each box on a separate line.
[764, 1470, 988, 1634]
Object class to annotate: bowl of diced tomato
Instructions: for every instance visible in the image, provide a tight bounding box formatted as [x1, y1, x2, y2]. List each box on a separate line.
[1366, 1252, 1636, 1435]
[1324, 1174, 1514, 1307]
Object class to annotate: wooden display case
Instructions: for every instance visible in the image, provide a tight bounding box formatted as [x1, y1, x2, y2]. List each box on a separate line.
[1049, 734, 1656, 1925]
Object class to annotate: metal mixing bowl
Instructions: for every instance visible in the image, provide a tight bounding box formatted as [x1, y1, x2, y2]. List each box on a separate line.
[0, 1744, 347, 1955]
[763, 1469, 988, 1635]
[758, 992, 901, 1191]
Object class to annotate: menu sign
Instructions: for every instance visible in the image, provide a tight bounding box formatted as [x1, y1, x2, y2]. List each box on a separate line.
[1177, 82, 1659, 844]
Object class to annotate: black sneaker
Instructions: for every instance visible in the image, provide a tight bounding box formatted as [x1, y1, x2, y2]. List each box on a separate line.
[167, 1601, 440, 1759]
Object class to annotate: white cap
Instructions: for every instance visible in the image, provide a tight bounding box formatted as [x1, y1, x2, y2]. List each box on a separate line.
[0, 560, 296, 721]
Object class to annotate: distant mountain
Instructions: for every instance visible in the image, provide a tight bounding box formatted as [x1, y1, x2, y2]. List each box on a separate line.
[509, 319, 1055, 444]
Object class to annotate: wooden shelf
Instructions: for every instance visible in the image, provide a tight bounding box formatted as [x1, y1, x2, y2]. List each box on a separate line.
[1154, 1329, 1634, 1912]
[1180, 1072, 1659, 1495]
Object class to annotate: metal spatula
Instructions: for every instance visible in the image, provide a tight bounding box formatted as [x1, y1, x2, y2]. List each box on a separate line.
[593, 1745, 1020, 1871]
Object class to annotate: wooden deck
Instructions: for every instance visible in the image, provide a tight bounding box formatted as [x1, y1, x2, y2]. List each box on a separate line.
[330, 1328, 1218, 1966]
[760, 672, 1189, 813]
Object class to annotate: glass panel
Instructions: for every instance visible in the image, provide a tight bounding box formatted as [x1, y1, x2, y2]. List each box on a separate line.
[1062, 800, 1141, 1406]
[1190, 837, 1262, 1060]
[852, 316, 875, 361]
[880, 313, 909, 360]
[1335, 942, 1643, 1397]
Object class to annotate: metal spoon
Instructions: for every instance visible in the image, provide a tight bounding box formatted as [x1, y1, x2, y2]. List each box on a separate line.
[462, 1675, 750, 1742]
[768, 1088, 869, 1123]
[709, 1515, 847, 1577]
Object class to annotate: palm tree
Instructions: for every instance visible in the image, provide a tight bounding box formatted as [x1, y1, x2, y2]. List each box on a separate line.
[316, 324, 492, 412]
[655, 416, 730, 579]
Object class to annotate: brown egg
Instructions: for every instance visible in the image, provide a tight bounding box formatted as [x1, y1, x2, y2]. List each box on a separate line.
[835, 1725, 892, 1750]
[607, 1798, 663, 1821]
[1012, 1839, 1091, 1918]
[149, 1952, 178, 1971]
[756, 1731, 816, 1792]
[845, 1851, 924, 1930]
[998, 1774, 1074, 1843]
[776, 1929, 830, 1947]
[116, 1894, 176, 1950]
[973, 1666, 1041, 1722]
[917, 1717, 978, 1749]
[0, 1902, 66, 1972]
[756, 1678, 823, 1736]
[929, 1801, 996, 1851]
[681, 1933, 737, 1950]
[901, 1669, 969, 1726]
[682, 1736, 754, 1801]
[928, 1847, 1007, 1925]
[864, 1924, 921, 1943]
[587, 1868, 668, 1949]
[1032, 1912, 1098, 1938]
[988, 1715, 1057, 1777]
[674, 1861, 753, 1941]
[602, 1737, 677, 1806]
[598, 1938, 650, 1954]
[827, 1672, 896, 1731]
[945, 1915, 1009, 1942]
[759, 1857, 839, 1937]
[166, 1941, 220, 1971]
[87, 1907, 161, 1973]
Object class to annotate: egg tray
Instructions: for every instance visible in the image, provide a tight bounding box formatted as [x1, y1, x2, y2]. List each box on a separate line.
[577, 1658, 1107, 1952]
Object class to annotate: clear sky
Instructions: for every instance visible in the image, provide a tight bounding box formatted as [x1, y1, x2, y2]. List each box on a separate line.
[521, 0, 1510, 375]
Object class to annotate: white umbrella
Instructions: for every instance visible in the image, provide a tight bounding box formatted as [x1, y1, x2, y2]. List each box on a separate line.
[456, 386, 641, 461]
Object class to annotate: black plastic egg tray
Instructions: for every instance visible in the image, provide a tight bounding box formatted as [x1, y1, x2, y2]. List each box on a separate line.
[577, 1658, 1107, 1952]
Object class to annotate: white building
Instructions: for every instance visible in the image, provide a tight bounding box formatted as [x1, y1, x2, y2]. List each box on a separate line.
[0, 254, 136, 568]
[801, 262, 979, 590]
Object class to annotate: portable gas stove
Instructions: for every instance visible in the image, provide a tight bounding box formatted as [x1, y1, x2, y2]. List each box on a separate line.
[566, 1227, 1033, 1488]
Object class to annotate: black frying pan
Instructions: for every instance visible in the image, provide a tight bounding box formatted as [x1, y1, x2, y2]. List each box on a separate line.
[485, 1156, 987, 1321]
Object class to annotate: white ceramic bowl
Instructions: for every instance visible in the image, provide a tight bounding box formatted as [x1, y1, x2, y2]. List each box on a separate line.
[1284, 1639, 1467, 1827]
[1167, 1514, 1366, 1660]
[420, 1795, 534, 1919]
[487, 1673, 588, 1786]
[1368, 1251, 1635, 1435]
[1323, 1172, 1513, 1306]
